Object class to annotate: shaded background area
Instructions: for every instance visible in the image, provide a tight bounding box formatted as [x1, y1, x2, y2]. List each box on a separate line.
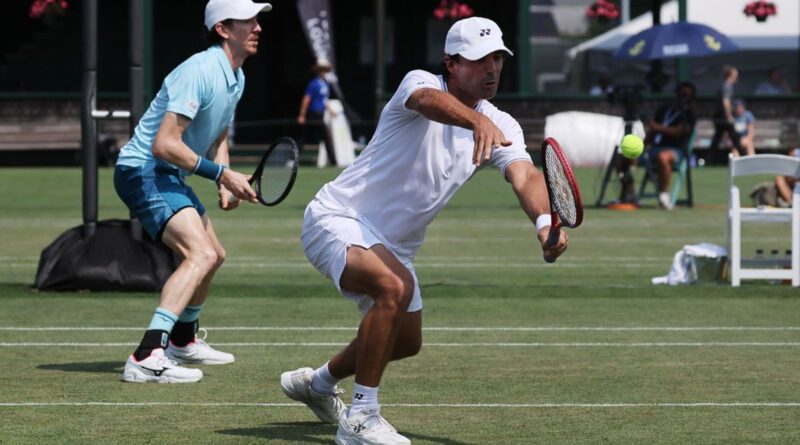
[0, 0, 797, 164]
[0, 0, 519, 123]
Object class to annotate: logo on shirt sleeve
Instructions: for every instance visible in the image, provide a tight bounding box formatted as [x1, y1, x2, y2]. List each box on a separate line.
[188, 100, 199, 113]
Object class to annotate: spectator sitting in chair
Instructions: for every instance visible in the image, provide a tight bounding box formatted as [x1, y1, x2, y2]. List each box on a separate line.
[644, 81, 697, 210]
[732, 99, 756, 156]
[751, 148, 799, 208]
[775, 148, 800, 207]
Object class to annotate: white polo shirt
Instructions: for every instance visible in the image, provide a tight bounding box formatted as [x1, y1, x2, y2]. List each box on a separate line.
[311, 69, 532, 260]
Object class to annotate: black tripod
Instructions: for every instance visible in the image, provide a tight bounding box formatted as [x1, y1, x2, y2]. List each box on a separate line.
[595, 86, 643, 207]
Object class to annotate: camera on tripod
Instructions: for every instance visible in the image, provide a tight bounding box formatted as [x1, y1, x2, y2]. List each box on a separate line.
[606, 84, 646, 205]
[607, 84, 645, 121]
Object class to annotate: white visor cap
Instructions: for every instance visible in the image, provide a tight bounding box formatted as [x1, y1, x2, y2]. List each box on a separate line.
[205, 0, 272, 31]
[444, 17, 513, 61]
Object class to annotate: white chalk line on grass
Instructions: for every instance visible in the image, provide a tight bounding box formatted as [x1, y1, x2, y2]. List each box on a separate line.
[2, 326, 799, 332]
[1, 402, 799, 408]
[2, 342, 799, 347]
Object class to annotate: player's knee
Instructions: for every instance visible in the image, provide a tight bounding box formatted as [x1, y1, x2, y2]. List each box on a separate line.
[189, 247, 219, 274]
[214, 247, 226, 268]
[376, 275, 413, 313]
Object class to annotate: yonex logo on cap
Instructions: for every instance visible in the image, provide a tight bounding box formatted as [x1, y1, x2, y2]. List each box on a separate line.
[444, 16, 513, 61]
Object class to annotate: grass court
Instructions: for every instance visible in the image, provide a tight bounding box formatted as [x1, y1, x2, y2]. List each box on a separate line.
[0, 165, 798, 444]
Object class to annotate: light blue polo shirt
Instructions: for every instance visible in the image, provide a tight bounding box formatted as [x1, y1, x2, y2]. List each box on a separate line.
[116, 44, 244, 174]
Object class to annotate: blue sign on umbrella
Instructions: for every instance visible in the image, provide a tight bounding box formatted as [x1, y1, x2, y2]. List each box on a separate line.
[614, 21, 738, 61]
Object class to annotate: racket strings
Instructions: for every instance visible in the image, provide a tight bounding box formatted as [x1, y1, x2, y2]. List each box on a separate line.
[545, 146, 578, 227]
[257, 141, 297, 204]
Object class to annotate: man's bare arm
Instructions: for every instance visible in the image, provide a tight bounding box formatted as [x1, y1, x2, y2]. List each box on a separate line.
[505, 160, 568, 260]
[405, 88, 510, 166]
[152, 112, 201, 171]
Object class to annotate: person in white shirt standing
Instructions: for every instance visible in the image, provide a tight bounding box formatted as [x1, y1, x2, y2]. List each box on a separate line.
[280, 16, 569, 445]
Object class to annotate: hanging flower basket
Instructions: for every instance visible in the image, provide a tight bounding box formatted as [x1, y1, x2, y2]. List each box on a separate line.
[586, 0, 620, 23]
[29, 0, 69, 21]
[433, 0, 474, 21]
[743, 1, 776, 23]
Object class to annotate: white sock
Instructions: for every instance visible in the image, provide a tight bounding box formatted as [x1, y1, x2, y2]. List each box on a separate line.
[310, 361, 339, 395]
[659, 192, 670, 202]
[349, 383, 378, 415]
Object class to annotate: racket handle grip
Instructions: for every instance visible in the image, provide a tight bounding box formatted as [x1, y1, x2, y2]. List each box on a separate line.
[542, 226, 561, 264]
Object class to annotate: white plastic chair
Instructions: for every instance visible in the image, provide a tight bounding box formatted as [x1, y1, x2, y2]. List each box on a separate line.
[727, 154, 800, 286]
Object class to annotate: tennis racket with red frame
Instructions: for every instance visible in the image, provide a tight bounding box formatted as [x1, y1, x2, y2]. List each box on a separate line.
[541, 137, 583, 263]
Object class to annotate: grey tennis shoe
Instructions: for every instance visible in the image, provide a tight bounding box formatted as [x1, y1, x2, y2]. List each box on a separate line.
[280, 367, 346, 423]
[335, 406, 411, 445]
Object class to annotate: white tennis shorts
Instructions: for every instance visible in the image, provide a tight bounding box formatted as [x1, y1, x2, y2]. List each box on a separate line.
[301, 203, 423, 314]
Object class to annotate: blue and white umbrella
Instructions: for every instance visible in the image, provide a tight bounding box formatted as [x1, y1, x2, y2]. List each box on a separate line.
[614, 21, 738, 61]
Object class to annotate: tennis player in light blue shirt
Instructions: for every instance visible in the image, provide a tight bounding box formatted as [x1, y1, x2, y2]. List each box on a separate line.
[114, 0, 271, 384]
[117, 44, 244, 172]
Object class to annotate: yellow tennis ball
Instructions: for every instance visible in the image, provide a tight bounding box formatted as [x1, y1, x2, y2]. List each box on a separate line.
[620, 134, 644, 159]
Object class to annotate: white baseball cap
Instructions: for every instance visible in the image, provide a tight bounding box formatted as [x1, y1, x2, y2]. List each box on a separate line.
[444, 17, 513, 61]
[205, 0, 273, 31]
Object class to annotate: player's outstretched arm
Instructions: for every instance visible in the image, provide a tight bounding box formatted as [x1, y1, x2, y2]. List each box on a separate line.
[505, 161, 568, 259]
[405, 88, 511, 166]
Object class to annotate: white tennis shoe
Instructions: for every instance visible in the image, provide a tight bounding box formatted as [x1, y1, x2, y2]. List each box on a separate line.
[165, 329, 235, 365]
[280, 367, 346, 423]
[335, 406, 411, 445]
[122, 348, 203, 383]
[658, 192, 674, 210]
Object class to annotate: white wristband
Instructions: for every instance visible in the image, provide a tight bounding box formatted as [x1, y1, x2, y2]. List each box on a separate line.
[535, 214, 552, 232]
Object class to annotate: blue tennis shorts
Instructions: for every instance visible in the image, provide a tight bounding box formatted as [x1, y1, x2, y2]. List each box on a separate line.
[114, 163, 206, 241]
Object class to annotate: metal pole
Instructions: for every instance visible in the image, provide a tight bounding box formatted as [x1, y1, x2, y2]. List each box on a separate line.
[130, 0, 144, 129]
[374, 0, 384, 119]
[648, 0, 663, 93]
[517, 0, 531, 94]
[81, 0, 98, 238]
[143, 0, 154, 103]
[676, 0, 688, 82]
[621, 0, 630, 23]
[130, 0, 145, 241]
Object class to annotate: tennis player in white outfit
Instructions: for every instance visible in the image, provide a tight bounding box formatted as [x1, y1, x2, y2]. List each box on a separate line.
[280, 17, 569, 445]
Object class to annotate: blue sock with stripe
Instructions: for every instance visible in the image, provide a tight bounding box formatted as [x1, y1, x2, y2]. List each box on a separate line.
[147, 307, 179, 332]
[133, 308, 178, 361]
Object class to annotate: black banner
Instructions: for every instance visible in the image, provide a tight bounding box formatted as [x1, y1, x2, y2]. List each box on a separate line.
[297, 0, 359, 119]
[297, 0, 335, 66]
